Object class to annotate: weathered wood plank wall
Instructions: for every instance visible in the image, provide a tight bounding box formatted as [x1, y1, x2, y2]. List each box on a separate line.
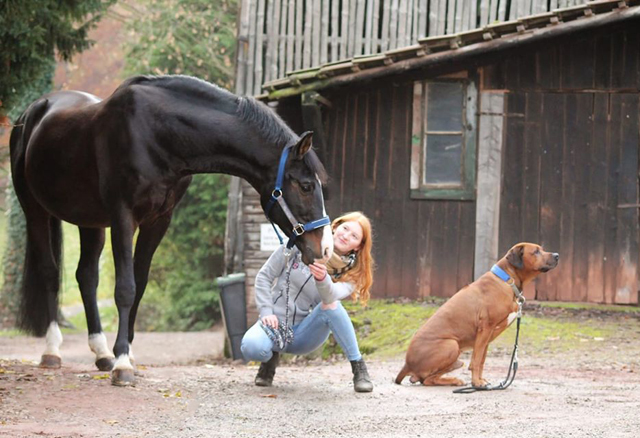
[236, 0, 592, 96]
[320, 80, 476, 299]
[485, 28, 640, 304]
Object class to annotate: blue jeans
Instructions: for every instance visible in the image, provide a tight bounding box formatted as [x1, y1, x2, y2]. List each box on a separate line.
[241, 301, 363, 362]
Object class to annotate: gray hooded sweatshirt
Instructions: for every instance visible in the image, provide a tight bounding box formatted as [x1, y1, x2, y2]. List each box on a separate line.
[255, 246, 355, 326]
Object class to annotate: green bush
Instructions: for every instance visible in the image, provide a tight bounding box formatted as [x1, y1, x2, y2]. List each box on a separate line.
[136, 174, 229, 331]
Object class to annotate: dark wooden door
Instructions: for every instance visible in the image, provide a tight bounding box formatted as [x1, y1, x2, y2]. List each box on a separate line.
[499, 92, 639, 304]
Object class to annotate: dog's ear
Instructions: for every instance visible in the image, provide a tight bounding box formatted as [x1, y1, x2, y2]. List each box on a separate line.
[506, 245, 524, 270]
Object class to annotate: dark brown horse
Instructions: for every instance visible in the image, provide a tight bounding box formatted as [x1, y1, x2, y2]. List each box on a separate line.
[9, 75, 333, 386]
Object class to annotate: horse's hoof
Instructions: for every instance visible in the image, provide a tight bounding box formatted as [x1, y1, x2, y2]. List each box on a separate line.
[95, 357, 115, 372]
[39, 354, 62, 369]
[111, 369, 136, 387]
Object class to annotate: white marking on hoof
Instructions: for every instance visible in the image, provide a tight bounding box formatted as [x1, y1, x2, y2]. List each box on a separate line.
[128, 343, 135, 364]
[113, 354, 134, 371]
[507, 312, 518, 326]
[88, 332, 115, 360]
[43, 322, 63, 357]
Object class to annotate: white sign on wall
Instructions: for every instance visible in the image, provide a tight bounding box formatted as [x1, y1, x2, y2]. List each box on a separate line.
[260, 223, 285, 252]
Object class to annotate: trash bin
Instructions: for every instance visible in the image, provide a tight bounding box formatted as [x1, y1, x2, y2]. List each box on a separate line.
[216, 273, 247, 361]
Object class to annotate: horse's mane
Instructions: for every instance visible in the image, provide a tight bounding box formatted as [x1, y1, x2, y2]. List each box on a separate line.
[237, 96, 327, 184]
[118, 75, 327, 183]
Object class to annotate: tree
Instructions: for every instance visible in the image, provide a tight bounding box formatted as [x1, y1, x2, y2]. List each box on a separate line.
[0, 65, 53, 327]
[123, 0, 237, 88]
[0, 1, 114, 326]
[0, 0, 116, 117]
[123, 0, 238, 331]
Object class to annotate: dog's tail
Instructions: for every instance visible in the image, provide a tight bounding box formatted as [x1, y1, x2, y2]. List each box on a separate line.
[395, 363, 410, 385]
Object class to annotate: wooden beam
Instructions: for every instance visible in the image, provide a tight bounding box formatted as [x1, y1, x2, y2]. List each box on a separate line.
[474, 91, 505, 279]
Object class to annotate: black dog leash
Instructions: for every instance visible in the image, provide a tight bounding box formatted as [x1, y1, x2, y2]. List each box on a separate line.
[453, 315, 521, 394]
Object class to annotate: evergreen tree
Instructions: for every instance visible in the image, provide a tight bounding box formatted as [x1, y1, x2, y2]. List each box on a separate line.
[0, 1, 114, 326]
[0, 0, 115, 116]
[0, 65, 53, 327]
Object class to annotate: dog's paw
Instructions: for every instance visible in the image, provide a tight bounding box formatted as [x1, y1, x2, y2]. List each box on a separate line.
[472, 379, 489, 388]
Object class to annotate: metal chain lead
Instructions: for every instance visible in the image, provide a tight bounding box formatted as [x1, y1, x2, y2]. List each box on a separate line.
[259, 249, 295, 349]
[281, 250, 295, 348]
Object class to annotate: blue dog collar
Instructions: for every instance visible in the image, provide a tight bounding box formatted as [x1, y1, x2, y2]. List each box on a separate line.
[491, 264, 511, 283]
[491, 264, 525, 307]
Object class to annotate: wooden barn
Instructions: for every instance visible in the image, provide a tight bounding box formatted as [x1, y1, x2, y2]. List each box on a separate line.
[227, 0, 640, 322]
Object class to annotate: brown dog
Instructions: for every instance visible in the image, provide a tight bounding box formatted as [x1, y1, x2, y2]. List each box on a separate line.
[395, 243, 559, 387]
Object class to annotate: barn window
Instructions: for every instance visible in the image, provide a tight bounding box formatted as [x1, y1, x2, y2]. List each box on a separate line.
[410, 77, 477, 200]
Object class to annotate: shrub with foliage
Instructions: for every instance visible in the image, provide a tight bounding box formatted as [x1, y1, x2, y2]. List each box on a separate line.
[137, 174, 230, 331]
[123, 0, 237, 88]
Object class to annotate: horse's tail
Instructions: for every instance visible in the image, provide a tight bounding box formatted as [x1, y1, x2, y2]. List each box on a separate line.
[10, 98, 63, 337]
[395, 363, 410, 385]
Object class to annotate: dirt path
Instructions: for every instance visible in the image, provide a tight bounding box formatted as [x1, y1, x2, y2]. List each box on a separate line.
[1, 328, 640, 437]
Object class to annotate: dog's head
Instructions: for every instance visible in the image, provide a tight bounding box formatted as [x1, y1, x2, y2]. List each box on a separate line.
[505, 243, 559, 282]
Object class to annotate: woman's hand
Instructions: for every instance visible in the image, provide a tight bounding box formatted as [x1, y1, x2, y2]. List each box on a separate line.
[321, 301, 338, 310]
[261, 315, 279, 330]
[309, 262, 327, 281]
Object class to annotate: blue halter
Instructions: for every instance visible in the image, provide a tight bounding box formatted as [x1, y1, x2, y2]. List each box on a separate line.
[264, 143, 331, 249]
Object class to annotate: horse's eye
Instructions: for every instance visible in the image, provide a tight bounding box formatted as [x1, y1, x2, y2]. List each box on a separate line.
[300, 182, 313, 193]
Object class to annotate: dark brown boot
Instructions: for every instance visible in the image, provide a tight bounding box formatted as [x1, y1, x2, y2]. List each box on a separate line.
[255, 352, 280, 387]
[351, 359, 373, 393]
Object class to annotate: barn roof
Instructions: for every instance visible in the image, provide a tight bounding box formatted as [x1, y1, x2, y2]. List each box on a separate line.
[260, 0, 640, 101]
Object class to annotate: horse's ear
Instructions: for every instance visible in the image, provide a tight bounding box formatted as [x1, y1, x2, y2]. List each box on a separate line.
[506, 245, 524, 270]
[293, 131, 313, 158]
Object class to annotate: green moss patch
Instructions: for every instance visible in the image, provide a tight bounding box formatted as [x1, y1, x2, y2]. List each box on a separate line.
[320, 298, 639, 361]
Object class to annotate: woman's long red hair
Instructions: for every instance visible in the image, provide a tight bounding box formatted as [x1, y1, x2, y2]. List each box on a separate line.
[332, 212, 374, 306]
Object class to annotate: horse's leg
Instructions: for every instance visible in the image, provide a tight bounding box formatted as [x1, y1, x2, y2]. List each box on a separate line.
[128, 212, 174, 361]
[36, 216, 64, 369]
[76, 227, 115, 371]
[128, 178, 190, 362]
[110, 207, 137, 386]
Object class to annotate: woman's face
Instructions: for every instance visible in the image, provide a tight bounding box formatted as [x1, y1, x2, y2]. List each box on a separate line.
[333, 220, 363, 255]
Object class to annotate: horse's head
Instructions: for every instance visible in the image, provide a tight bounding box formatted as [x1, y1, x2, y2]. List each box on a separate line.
[264, 132, 333, 265]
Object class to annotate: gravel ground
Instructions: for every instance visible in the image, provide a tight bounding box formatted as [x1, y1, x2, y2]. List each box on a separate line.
[1, 327, 639, 438]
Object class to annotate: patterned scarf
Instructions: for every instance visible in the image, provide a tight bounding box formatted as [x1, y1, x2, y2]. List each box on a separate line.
[325, 251, 356, 279]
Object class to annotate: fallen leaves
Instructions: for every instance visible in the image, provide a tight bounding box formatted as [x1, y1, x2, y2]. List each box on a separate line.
[92, 374, 111, 380]
[159, 388, 183, 398]
[16, 374, 37, 382]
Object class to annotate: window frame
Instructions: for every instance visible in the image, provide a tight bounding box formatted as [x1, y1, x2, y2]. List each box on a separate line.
[410, 76, 477, 201]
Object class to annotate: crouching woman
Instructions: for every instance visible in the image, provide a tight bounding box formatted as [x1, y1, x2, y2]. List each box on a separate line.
[240, 212, 375, 392]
